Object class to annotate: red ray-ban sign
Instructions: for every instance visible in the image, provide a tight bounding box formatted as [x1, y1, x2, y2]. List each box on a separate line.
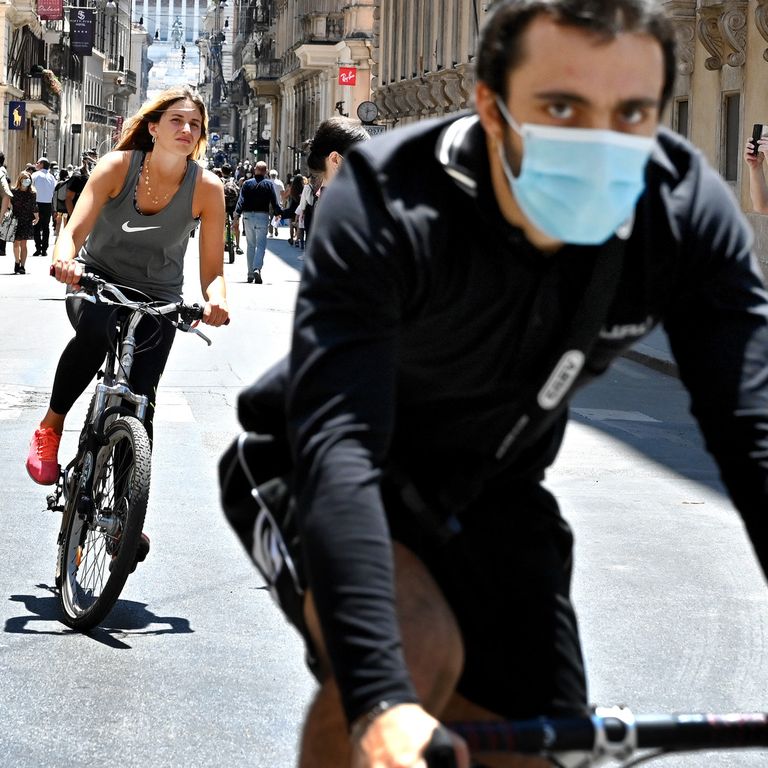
[338, 67, 357, 86]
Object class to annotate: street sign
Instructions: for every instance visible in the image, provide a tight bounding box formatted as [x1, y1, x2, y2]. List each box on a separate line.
[364, 124, 386, 137]
[211, 133, 220, 143]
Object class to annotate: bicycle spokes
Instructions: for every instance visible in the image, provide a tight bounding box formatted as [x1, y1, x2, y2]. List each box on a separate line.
[57, 416, 151, 629]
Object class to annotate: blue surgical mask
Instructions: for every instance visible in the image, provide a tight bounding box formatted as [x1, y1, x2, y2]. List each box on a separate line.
[495, 97, 655, 245]
[21, 179, 31, 188]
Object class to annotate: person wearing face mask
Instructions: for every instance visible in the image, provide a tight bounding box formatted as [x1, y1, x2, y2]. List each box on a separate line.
[219, 2, 768, 767]
[1, 171, 39, 274]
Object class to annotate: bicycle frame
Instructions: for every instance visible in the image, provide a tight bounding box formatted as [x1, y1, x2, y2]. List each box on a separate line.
[47, 276, 209, 520]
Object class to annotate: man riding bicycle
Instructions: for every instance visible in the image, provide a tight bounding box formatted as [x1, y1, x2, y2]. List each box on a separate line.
[223, 1, 768, 766]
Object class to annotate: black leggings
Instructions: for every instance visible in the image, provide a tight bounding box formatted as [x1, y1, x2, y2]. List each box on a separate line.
[50, 296, 177, 443]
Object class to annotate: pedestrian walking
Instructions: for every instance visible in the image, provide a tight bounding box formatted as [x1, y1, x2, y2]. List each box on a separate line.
[0, 151, 13, 257]
[32, 157, 56, 257]
[268, 169, 284, 236]
[53, 169, 70, 237]
[232, 160, 283, 284]
[65, 158, 91, 217]
[1, 170, 38, 274]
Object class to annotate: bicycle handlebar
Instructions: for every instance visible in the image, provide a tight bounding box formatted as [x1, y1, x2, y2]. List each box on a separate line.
[423, 710, 768, 767]
[51, 268, 230, 332]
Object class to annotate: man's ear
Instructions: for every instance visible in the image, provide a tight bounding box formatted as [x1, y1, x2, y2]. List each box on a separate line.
[476, 82, 505, 143]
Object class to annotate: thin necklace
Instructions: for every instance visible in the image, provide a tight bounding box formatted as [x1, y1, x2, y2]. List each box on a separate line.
[143, 152, 185, 206]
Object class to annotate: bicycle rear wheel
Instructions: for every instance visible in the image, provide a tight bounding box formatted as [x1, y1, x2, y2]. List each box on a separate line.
[58, 416, 151, 630]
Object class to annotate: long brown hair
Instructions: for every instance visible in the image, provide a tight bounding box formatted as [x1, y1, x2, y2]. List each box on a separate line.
[115, 86, 208, 160]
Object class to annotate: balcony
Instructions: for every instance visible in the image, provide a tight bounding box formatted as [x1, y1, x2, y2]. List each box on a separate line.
[85, 103, 119, 126]
[23, 72, 60, 116]
[104, 64, 137, 96]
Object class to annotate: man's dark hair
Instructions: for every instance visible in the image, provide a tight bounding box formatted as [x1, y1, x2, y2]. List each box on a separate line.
[476, 0, 677, 110]
[306, 117, 370, 173]
[38, 158, 50, 169]
[221, 162, 233, 178]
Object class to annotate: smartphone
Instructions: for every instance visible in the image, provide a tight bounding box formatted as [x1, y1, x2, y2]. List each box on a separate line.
[752, 123, 768, 156]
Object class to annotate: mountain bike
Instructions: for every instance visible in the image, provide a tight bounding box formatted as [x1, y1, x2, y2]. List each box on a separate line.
[423, 705, 768, 767]
[224, 212, 235, 264]
[45, 272, 220, 630]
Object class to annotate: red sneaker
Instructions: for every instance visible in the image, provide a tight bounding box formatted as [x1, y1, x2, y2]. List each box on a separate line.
[26, 427, 62, 485]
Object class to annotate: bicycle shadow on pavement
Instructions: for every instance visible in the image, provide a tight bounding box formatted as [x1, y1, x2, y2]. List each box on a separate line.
[4, 586, 193, 649]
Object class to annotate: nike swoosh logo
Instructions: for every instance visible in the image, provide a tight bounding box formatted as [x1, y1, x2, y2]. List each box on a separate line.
[122, 221, 161, 233]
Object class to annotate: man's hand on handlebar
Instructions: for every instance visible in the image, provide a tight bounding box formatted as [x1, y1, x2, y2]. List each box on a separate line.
[351, 703, 468, 768]
[51, 259, 83, 286]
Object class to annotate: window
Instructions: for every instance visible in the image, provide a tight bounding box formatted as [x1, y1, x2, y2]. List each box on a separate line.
[722, 92, 740, 183]
[674, 98, 689, 139]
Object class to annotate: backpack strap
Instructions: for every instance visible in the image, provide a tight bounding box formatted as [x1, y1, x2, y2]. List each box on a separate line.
[493, 234, 625, 464]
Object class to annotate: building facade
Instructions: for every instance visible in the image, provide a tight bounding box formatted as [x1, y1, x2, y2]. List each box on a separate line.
[662, 0, 768, 269]
[0, 0, 149, 176]
[200, 0, 487, 176]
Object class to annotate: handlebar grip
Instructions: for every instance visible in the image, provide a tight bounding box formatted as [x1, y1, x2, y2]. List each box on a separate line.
[423, 726, 458, 768]
[50, 264, 103, 292]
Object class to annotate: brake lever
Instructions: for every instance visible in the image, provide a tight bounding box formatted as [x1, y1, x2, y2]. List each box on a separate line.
[187, 325, 212, 346]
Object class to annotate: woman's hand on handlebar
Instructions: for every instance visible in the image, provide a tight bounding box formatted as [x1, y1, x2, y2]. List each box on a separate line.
[51, 259, 83, 286]
[203, 296, 229, 327]
[351, 703, 468, 768]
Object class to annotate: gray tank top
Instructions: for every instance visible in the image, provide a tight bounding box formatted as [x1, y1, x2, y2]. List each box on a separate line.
[81, 150, 199, 301]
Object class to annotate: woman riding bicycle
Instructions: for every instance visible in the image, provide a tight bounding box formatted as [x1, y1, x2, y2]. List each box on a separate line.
[26, 87, 229, 525]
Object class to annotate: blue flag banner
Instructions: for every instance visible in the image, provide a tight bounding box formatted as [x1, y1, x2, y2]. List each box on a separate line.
[9, 101, 25, 131]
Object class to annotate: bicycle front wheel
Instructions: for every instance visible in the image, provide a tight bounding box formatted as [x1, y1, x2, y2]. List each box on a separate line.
[58, 416, 151, 630]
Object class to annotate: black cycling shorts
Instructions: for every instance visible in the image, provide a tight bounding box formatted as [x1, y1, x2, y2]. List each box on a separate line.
[383, 478, 589, 719]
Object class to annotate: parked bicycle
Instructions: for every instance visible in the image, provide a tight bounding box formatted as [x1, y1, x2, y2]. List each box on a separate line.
[45, 272, 221, 630]
[422, 705, 768, 767]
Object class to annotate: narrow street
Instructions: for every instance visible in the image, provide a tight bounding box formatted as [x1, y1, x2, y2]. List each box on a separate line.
[0, 237, 766, 766]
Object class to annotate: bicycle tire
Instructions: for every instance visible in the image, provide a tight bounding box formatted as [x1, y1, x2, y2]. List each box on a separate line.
[54, 397, 96, 591]
[57, 416, 151, 630]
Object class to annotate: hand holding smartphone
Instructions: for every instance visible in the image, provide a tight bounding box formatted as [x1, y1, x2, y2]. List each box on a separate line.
[752, 123, 768, 156]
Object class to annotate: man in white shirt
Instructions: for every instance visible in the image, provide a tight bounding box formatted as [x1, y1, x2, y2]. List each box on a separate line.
[32, 157, 56, 257]
[268, 169, 284, 236]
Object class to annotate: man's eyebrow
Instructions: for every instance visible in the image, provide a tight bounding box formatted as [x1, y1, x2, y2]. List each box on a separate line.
[533, 91, 660, 109]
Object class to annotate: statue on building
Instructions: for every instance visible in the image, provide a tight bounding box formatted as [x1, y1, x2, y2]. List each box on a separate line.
[171, 16, 184, 48]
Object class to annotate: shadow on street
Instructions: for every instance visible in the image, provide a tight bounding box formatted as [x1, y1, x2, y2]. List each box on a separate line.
[4, 585, 193, 649]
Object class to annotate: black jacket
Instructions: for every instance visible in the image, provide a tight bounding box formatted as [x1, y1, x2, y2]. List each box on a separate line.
[239, 113, 768, 725]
